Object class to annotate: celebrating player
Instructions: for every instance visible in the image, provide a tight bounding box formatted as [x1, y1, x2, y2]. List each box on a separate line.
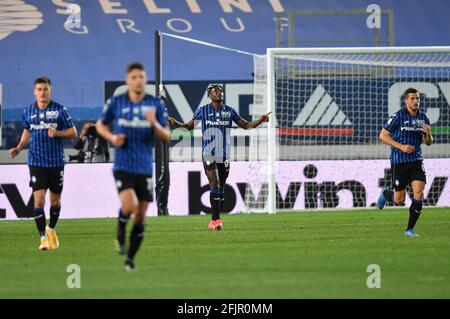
[96, 62, 170, 271]
[376, 87, 433, 237]
[9, 77, 77, 250]
[168, 85, 271, 231]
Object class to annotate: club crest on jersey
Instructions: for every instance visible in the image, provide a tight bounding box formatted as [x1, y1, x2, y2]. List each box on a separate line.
[39, 113, 45, 119]
[45, 111, 59, 119]
[412, 119, 424, 126]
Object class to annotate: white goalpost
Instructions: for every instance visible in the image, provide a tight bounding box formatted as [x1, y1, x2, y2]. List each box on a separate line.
[247, 46, 450, 214]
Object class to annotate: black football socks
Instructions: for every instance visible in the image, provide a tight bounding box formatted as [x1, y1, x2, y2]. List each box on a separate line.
[218, 189, 224, 214]
[407, 198, 423, 231]
[48, 204, 61, 229]
[117, 209, 130, 247]
[383, 189, 394, 203]
[127, 223, 145, 261]
[34, 207, 46, 237]
[210, 188, 221, 220]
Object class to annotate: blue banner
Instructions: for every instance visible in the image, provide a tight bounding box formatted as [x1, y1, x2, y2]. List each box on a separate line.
[1, 0, 450, 113]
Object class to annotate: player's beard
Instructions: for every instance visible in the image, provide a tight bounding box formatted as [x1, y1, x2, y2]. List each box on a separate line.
[212, 98, 223, 105]
[38, 97, 50, 106]
[212, 94, 223, 103]
[131, 87, 144, 96]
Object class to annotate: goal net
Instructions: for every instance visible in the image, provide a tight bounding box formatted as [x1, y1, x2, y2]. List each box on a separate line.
[246, 47, 450, 213]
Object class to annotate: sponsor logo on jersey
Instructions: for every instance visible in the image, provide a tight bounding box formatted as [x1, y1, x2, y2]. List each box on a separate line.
[205, 120, 229, 126]
[118, 118, 151, 128]
[29, 122, 58, 130]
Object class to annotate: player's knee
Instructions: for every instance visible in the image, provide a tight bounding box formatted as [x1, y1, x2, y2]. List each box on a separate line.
[413, 191, 424, 201]
[209, 182, 219, 189]
[393, 193, 406, 205]
[130, 205, 139, 215]
[34, 197, 45, 208]
[122, 204, 137, 215]
[121, 199, 139, 214]
[50, 198, 60, 207]
[134, 212, 145, 225]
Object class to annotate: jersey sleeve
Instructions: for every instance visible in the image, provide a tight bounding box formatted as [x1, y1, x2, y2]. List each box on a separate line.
[60, 106, 75, 129]
[383, 113, 398, 132]
[100, 98, 115, 124]
[22, 109, 30, 130]
[192, 106, 203, 120]
[230, 106, 243, 122]
[423, 113, 431, 135]
[156, 98, 168, 126]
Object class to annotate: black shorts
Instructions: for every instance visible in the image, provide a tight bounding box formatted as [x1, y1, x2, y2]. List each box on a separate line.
[113, 171, 153, 202]
[29, 166, 64, 194]
[203, 157, 230, 182]
[392, 160, 426, 191]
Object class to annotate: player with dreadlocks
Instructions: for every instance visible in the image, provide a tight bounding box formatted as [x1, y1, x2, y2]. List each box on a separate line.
[168, 85, 271, 230]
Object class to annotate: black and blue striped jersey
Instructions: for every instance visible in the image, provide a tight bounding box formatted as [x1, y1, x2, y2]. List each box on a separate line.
[384, 108, 430, 165]
[193, 103, 242, 160]
[100, 93, 168, 175]
[23, 101, 74, 168]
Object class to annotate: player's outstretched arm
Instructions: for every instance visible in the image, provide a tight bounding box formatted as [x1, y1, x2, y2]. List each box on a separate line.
[168, 116, 195, 130]
[235, 111, 272, 130]
[48, 126, 77, 139]
[96, 120, 126, 147]
[422, 124, 433, 146]
[9, 129, 30, 158]
[379, 128, 415, 154]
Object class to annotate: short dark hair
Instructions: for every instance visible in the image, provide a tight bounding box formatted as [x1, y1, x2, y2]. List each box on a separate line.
[126, 62, 145, 73]
[403, 87, 419, 99]
[34, 76, 51, 86]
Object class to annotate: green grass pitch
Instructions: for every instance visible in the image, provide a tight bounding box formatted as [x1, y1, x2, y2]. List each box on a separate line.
[0, 208, 449, 298]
